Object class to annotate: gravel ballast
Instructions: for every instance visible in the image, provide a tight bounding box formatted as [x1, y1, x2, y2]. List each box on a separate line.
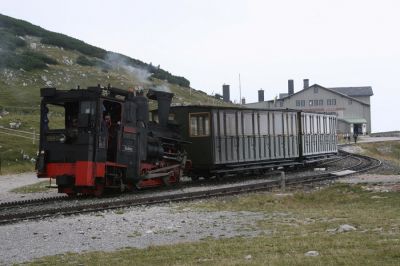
[0, 205, 265, 264]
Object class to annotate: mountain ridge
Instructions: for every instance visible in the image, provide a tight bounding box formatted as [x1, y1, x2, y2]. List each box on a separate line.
[0, 13, 190, 87]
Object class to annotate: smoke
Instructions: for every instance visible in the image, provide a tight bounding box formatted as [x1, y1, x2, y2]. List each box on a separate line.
[152, 84, 171, 93]
[104, 52, 151, 84]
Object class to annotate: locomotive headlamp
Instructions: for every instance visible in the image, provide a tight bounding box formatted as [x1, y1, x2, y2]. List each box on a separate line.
[59, 134, 66, 143]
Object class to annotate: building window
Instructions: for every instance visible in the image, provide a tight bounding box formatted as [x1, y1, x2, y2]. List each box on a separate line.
[314, 87, 318, 93]
[301, 100, 305, 106]
[296, 100, 300, 106]
[319, 99, 323, 106]
[327, 99, 336, 106]
[279, 101, 283, 107]
[348, 99, 352, 105]
[189, 112, 210, 137]
[309, 100, 313, 106]
[314, 100, 318, 106]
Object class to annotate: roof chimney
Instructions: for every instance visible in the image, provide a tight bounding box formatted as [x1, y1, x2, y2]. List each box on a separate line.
[258, 89, 264, 102]
[222, 84, 230, 102]
[288, 79, 294, 95]
[303, 79, 309, 90]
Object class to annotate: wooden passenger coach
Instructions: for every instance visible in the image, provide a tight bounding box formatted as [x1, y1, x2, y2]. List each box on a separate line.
[170, 105, 337, 177]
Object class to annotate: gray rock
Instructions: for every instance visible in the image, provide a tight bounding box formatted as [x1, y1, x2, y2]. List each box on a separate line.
[326, 228, 337, 233]
[337, 224, 356, 233]
[244, 255, 252, 260]
[305, 251, 319, 257]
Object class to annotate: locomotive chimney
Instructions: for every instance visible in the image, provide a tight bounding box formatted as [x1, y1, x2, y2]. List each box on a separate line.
[258, 89, 264, 102]
[147, 88, 174, 127]
[288, 79, 294, 95]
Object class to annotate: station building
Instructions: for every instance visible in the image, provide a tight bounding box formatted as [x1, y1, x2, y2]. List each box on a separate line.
[246, 79, 373, 135]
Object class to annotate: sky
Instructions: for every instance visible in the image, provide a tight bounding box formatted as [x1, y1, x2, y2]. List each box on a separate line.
[1, 0, 400, 132]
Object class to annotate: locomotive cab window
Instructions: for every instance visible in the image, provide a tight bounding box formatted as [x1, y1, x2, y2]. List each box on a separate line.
[189, 112, 210, 137]
[43, 102, 80, 131]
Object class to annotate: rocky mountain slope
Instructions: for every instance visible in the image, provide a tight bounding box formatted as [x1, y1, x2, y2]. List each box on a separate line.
[0, 13, 227, 109]
[0, 14, 230, 173]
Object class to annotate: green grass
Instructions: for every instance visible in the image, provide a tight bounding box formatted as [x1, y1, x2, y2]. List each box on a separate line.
[10, 180, 50, 193]
[359, 141, 400, 165]
[24, 184, 400, 265]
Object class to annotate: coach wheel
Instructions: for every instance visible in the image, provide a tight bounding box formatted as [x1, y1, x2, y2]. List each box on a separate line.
[215, 174, 224, 181]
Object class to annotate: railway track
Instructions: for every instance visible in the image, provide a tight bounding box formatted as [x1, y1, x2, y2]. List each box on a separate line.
[0, 150, 381, 225]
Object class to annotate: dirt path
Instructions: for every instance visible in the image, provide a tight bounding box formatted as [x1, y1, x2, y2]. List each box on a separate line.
[0, 172, 57, 202]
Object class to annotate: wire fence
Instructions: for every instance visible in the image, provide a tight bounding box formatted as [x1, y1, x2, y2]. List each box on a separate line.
[0, 127, 39, 174]
[0, 127, 39, 144]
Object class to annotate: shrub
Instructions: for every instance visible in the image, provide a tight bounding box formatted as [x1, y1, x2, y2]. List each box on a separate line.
[0, 51, 56, 71]
[0, 29, 26, 51]
[76, 55, 95, 66]
[22, 51, 57, 65]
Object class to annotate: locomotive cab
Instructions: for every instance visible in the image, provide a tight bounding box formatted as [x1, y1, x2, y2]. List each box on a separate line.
[37, 86, 187, 196]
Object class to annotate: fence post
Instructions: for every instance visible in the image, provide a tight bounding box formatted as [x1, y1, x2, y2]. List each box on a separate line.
[280, 171, 286, 191]
[32, 128, 35, 144]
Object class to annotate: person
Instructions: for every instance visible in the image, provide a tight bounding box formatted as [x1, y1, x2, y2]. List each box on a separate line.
[104, 114, 112, 129]
[103, 114, 118, 161]
[72, 118, 78, 128]
[353, 133, 358, 143]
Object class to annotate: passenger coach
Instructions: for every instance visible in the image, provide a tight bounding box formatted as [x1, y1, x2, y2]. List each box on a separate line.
[168, 106, 337, 178]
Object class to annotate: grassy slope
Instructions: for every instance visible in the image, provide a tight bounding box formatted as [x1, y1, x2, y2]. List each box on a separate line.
[0, 37, 231, 174]
[26, 184, 400, 265]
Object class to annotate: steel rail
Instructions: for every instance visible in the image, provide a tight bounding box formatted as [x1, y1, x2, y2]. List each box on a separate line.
[0, 151, 381, 225]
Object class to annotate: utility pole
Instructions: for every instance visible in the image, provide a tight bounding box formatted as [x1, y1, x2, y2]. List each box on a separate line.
[238, 73, 242, 105]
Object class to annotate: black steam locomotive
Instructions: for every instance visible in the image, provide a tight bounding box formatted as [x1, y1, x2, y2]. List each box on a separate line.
[37, 85, 337, 196]
[36, 86, 188, 196]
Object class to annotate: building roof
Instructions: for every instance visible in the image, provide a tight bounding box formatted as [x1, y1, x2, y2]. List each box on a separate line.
[328, 86, 373, 97]
[247, 84, 372, 107]
[338, 118, 367, 124]
[274, 84, 370, 106]
[279, 93, 288, 99]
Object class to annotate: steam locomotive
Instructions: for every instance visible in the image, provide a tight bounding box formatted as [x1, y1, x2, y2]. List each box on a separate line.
[36, 85, 337, 196]
[36, 86, 188, 196]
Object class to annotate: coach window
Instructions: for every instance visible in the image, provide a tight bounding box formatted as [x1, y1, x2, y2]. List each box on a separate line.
[189, 113, 210, 137]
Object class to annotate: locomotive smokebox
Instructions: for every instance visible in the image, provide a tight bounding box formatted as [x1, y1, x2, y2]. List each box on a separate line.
[147, 88, 174, 127]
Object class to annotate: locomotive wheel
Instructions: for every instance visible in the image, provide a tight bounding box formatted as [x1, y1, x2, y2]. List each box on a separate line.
[190, 175, 199, 181]
[93, 184, 104, 197]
